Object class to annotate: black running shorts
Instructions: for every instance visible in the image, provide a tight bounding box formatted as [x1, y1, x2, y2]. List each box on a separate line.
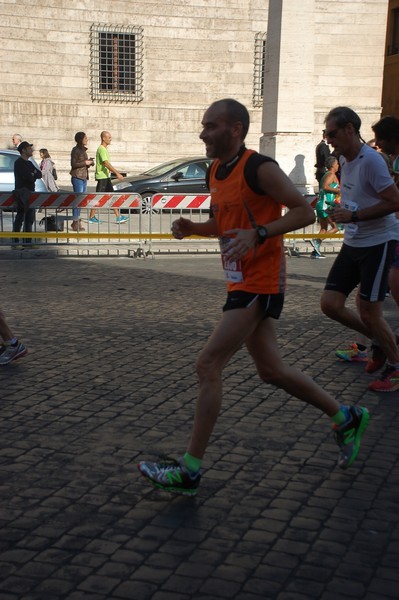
[324, 240, 397, 301]
[222, 291, 284, 319]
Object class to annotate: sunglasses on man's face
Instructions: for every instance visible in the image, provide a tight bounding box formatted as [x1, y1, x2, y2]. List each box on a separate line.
[325, 128, 341, 139]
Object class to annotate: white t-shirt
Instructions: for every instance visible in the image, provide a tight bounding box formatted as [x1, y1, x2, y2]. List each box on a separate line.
[340, 143, 399, 247]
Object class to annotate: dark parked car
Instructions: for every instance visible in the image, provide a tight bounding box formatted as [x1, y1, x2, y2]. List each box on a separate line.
[113, 156, 212, 213]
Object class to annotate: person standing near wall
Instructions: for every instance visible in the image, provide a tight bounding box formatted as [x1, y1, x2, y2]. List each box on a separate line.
[11, 133, 22, 150]
[39, 148, 59, 193]
[13, 141, 42, 247]
[89, 130, 128, 225]
[70, 132, 94, 232]
[315, 130, 331, 185]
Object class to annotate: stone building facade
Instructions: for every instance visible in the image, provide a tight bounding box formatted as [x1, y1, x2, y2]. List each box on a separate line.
[0, 0, 390, 191]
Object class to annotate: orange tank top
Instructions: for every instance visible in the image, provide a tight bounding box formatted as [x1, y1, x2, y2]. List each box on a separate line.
[209, 149, 285, 294]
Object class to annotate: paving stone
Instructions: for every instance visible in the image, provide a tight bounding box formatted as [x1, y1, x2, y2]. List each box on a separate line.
[242, 577, 282, 597]
[112, 580, 157, 599]
[199, 577, 242, 598]
[326, 577, 366, 597]
[0, 576, 37, 595]
[77, 574, 120, 595]
[151, 593, 192, 600]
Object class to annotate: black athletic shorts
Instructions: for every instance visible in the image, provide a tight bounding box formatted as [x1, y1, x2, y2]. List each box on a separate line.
[222, 291, 284, 319]
[324, 240, 397, 301]
[96, 178, 114, 193]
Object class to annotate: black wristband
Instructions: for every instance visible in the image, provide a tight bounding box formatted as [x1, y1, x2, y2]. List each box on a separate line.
[351, 211, 359, 223]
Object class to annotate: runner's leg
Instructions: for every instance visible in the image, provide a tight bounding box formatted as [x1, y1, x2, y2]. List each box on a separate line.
[321, 289, 371, 338]
[187, 301, 265, 459]
[245, 317, 340, 416]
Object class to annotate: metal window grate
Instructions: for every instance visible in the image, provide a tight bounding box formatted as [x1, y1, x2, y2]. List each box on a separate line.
[253, 32, 266, 108]
[90, 23, 144, 103]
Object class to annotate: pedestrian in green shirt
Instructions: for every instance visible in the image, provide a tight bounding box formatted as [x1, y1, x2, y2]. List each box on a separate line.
[89, 130, 129, 224]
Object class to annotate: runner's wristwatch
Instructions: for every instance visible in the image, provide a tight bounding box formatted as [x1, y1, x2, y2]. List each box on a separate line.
[351, 211, 359, 223]
[256, 225, 268, 244]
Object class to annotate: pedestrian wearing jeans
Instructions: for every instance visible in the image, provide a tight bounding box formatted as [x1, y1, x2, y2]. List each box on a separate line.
[89, 130, 128, 225]
[321, 107, 399, 392]
[0, 307, 27, 366]
[70, 131, 94, 231]
[137, 98, 369, 496]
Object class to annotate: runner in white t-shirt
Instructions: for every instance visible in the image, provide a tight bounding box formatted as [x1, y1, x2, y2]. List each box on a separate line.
[320, 107, 399, 392]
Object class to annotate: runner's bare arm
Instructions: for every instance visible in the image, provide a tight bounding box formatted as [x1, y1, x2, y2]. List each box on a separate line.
[255, 161, 315, 236]
[334, 183, 399, 223]
[171, 216, 218, 239]
[224, 162, 315, 260]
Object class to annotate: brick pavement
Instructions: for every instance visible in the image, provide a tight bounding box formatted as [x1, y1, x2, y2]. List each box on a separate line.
[0, 254, 398, 600]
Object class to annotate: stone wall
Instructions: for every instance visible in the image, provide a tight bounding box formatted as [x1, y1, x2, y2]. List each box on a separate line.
[259, 0, 389, 191]
[0, 0, 268, 183]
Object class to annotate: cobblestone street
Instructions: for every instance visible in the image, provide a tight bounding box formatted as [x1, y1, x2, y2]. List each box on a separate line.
[0, 254, 398, 600]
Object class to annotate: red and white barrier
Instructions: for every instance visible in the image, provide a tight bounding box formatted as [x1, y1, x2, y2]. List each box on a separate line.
[151, 194, 211, 209]
[0, 192, 141, 209]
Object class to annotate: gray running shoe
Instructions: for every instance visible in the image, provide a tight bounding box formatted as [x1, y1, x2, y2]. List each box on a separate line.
[0, 341, 28, 365]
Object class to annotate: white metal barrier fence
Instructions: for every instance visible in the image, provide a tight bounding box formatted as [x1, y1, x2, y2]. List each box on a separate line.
[0, 191, 343, 256]
[144, 193, 344, 257]
[0, 191, 145, 254]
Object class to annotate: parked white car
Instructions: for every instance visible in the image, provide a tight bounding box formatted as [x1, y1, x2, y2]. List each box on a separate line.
[0, 149, 47, 192]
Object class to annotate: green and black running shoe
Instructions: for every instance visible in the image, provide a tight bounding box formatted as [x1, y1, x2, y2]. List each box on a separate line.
[333, 406, 370, 469]
[137, 457, 201, 496]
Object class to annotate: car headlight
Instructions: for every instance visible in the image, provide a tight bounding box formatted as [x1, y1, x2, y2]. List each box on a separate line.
[113, 182, 132, 191]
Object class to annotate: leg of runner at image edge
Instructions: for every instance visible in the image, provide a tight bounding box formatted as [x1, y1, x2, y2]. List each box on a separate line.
[0, 307, 27, 366]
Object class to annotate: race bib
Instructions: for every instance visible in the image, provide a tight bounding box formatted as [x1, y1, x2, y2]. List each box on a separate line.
[219, 236, 244, 283]
[341, 199, 358, 238]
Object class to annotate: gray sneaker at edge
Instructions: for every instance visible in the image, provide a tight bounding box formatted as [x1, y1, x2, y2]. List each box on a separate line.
[0, 341, 28, 366]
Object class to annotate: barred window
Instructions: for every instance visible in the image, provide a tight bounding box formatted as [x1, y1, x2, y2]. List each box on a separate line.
[387, 8, 399, 56]
[253, 32, 267, 108]
[90, 23, 143, 103]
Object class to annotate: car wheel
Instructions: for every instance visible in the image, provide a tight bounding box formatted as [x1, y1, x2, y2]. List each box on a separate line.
[141, 193, 159, 214]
